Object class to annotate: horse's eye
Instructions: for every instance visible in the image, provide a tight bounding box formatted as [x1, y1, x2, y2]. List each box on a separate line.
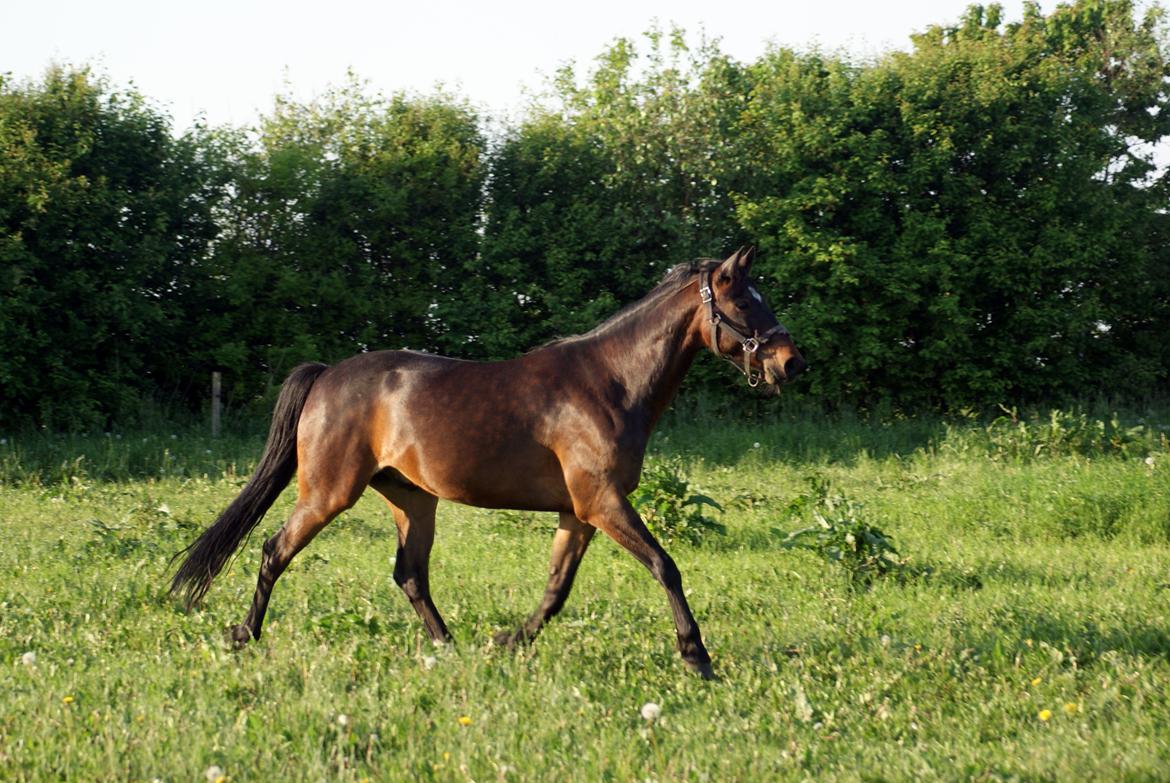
[734, 297, 751, 310]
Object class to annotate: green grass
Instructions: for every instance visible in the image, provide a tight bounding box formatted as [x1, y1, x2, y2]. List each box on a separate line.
[1, 409, 1168, 781]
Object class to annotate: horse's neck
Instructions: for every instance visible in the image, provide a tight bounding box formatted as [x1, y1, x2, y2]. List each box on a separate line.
[593, 285, 702, 424]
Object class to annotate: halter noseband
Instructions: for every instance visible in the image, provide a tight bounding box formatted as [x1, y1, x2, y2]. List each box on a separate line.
[699, 268, 787, 387]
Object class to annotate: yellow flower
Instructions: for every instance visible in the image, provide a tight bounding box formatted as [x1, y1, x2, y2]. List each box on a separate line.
[1063, 702, 1080, 715]
[457, 715, 472, 727]
[1030, 676, 1042, 687]
[1038, 709, 1052, 721]
[62, 695, 75, 705]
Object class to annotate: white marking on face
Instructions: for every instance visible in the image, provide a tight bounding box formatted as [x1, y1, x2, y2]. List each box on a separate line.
[749, 286, 763, 303]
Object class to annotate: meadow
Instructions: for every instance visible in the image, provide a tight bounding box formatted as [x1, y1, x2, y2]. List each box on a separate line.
[1, 406, 1168, 781]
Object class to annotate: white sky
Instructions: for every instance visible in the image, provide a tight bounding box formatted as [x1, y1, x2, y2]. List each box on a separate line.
[6, 0, 1071, 131]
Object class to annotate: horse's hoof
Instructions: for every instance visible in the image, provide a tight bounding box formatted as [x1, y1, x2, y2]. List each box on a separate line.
[492, 629, 517, 648]
[227, 625, 253, 649]
[492, 628, 527, 649]
[687, 659, 716, 681]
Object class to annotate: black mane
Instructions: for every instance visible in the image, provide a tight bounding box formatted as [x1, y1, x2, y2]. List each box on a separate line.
[532, 258, 721, 351]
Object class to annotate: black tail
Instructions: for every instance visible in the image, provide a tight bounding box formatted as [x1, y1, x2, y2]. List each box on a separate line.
[169, 362, 328, 609]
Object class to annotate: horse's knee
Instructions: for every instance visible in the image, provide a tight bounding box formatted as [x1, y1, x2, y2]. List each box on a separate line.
[651, 552, 682, 592]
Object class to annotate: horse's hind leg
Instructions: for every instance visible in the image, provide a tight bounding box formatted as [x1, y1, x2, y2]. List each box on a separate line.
[231, 468, 368, 647]
[369, 475, 451, 643]
[494, 511, 595, 648]
[230, 502, 342, 646]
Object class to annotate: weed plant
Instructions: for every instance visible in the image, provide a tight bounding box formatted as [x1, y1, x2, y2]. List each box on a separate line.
[780, 477, 905, 589]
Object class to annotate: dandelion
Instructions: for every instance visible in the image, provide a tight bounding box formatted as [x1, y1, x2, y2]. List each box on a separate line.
[336, 713, 349, 727]
[422, 655, 437, 670]
[19, 651, 36, 666]
[1063, 702, 1080, 716]
[457, 715, 472, 726]
[752, 442, 761, 449]
[640, 702, 662, 721]
[62, 695, 74, 705]
[1038, 709, 1052, 721]
[1031, 676, 1042, 687]
[204, 765, 227, 783]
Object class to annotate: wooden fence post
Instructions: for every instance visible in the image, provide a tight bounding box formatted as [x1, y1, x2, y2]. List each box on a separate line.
[211, 371, 222, 438]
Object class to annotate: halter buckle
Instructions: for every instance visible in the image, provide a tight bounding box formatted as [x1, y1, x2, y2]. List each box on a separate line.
[743, 337, 760, 354]
[699, 283, 713, 304]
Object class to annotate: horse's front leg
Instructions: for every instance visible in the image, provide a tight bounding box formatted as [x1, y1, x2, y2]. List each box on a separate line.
[567, 476, 714, 679]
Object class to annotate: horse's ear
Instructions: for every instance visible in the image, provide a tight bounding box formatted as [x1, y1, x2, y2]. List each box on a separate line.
[735, 245, 755, 275]
[718, 246, 754, 284]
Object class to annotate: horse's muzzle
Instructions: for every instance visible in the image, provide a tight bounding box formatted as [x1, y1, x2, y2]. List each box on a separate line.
[764, 351, 807, 387]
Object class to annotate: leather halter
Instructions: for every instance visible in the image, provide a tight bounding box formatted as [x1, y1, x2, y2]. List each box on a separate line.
[699, 268, 787, 387]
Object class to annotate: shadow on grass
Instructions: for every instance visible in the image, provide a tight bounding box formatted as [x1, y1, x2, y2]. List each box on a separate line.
[652, 411, 950, 466]
[956, 605, 1170, 667]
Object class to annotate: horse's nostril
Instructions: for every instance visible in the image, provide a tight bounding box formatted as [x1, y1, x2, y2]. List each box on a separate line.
[784, 355, 807, 379]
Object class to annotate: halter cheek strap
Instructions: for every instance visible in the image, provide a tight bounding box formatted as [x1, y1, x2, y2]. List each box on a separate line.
[699, 269, 787, 387]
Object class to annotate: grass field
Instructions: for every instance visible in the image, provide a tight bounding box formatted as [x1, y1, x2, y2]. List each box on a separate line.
[1, 407, 1168, 781]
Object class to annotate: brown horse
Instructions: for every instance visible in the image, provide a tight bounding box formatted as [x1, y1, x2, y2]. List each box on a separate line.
[170, 247, 805, 678]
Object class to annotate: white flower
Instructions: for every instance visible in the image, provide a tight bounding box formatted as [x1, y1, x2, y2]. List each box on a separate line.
[640, 701, 661, 721]
[422, 655, 437, 670]
[204, 766, 225, 783]
[20, 651, 36, 666]
[1145, 456, 1156, 468]
[752, 442, 761, 449]
[336, 713, 349, 727]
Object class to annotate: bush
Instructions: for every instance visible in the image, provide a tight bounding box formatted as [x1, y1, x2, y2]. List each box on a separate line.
[629, 458, 725, 546]
[943, 406, 1168, 462]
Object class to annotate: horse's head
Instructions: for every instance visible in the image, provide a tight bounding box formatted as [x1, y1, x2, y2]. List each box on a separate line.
[697, 247, 806, 390]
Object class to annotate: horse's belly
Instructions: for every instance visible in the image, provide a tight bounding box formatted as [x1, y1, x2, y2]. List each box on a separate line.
[391, 439, 572, 513]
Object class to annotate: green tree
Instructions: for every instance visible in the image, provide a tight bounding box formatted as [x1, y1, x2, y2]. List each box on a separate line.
[191, 78, 486, 407]
[736, 0, 1170, 409]
[465, 29, 752, 360]
[0, 66, 219, 429]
